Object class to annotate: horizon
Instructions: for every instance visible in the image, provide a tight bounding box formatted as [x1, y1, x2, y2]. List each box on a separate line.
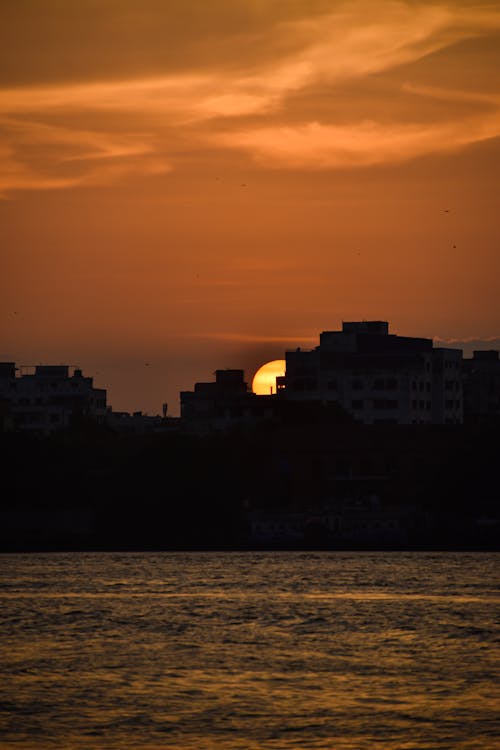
[3, 323, 500, 416]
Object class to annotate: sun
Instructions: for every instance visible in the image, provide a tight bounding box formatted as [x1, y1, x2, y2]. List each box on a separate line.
[252, 359, 286, 395]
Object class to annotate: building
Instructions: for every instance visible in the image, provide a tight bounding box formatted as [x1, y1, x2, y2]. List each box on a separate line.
[431, 347, 463, 424]
[463, 350, 500, 423]
[106, 410, 180, 434]
[0, 362, 107, 433]
[284, 321, 463, 424]
[248, 511, 305, 545]
[180, 369, 275, 434]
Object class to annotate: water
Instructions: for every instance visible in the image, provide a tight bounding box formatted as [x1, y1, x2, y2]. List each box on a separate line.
[1, 552, 499, 749]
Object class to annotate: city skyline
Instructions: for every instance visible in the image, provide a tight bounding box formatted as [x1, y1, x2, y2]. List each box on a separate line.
[3, 319, 499, 423]
[1, 1, 500, 415]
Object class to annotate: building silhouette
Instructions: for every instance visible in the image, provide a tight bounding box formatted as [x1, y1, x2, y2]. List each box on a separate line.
[0, 363, 107, 433]
[2, 324, 499, 436]
[284, 321, 463, 424]
[180, 369, 275, 434]
[463, 350, 500, 423]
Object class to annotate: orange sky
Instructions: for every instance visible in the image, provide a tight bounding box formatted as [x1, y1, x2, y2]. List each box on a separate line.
[1, 0, 499, 414]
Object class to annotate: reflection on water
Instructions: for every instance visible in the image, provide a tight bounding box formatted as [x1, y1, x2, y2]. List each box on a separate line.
[1, 552, 499, 749]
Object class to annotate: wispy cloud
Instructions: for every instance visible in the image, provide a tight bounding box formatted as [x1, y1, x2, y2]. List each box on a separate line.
[1, 1, 499, 191]
[402, 83, 500, 107]
[2, 3, 498, 119]
[1, 117, 155, 160]
[0, 144, 85, 193]
[212, 113, 500, 169]
[0, 75, 267, 122]
[435, 336, 500, 345]
[0, 117, 171, 195]
[434, 336, 500, 356]
[187, 332, 319, 344]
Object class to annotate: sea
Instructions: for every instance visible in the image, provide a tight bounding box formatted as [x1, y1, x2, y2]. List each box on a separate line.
[0, 551, 499, 749]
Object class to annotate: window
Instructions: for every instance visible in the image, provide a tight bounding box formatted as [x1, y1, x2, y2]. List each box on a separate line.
[374, 379, 384, 390]
[375, 399, 398, 409]
[327, 380, 338, 391]
[445, 399, 454, 409]
[351, 399, 364, 410]
[352, 379, 363, 391]
[386, 378, 398, 390]
[305, 378, 318, 391]
[445, 380, 454, 391]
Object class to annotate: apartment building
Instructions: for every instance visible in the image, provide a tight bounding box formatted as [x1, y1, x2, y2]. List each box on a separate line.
[0, 362, 107, 433]
[284, 321, 463, 424]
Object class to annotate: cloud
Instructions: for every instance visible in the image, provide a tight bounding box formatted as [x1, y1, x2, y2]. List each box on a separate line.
[402, 83, 500, 107]
[1, 1, 499, 191]
[268, 2, 471, 88]
[434, 336, 500, 356]
[188, 332, 319, 344]
[0, 74, 277, 124]
[211, 113, 500, 169]
[1, 117, 155, 160]
[2, 3, 498, 119]
[0, 144, 85, 193]
[0, 117, 171, 195]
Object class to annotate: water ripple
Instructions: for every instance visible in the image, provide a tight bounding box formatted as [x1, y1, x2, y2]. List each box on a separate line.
[0, 551, 498, 749]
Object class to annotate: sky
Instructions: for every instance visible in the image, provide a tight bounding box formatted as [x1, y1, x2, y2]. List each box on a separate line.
[1, 0, 499, 415]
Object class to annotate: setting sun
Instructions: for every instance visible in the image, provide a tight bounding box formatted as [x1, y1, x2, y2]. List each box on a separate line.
[252, 359, 286, 395]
